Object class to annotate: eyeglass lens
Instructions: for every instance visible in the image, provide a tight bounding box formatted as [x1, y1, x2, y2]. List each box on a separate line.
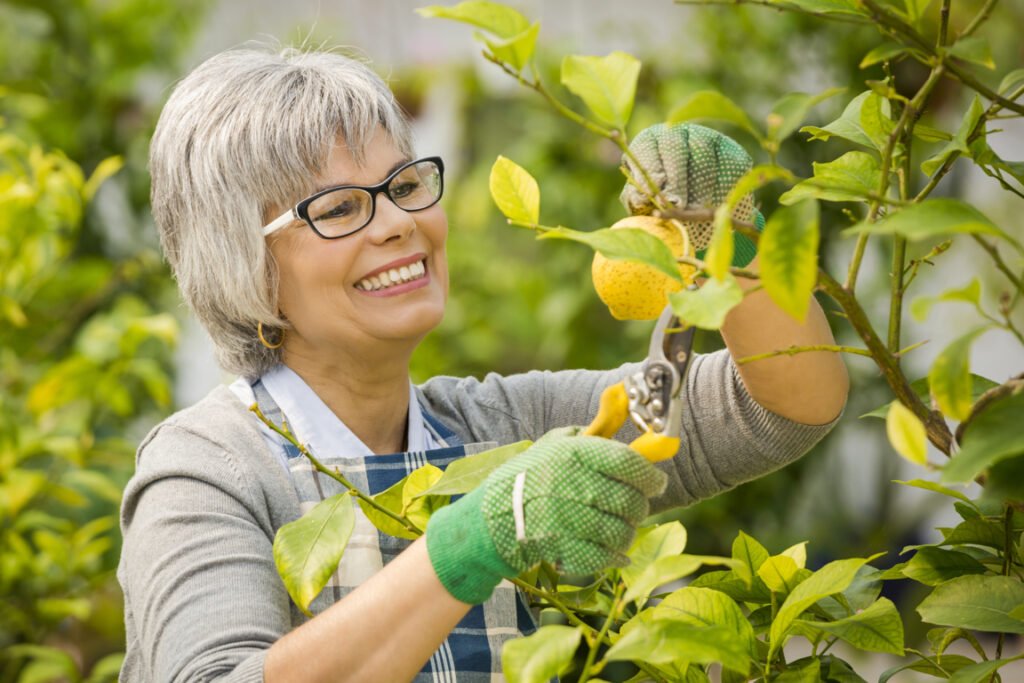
[307, 159, 442, 238]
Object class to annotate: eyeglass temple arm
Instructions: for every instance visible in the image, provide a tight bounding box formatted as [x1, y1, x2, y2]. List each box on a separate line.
[263, 210, 295, 236]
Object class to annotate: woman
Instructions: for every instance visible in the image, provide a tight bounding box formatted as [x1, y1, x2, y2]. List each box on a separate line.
[118, 46, 848, 682]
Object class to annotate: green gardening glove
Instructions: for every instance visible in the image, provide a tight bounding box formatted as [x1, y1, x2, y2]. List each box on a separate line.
[425, 432, 668, 605]
[620, 122, 764, 268]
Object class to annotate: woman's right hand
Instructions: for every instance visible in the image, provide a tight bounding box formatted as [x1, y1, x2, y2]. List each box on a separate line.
[424, 433, 668, 605]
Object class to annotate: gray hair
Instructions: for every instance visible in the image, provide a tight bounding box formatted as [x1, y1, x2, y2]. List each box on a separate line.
[150, 45, 415, 377]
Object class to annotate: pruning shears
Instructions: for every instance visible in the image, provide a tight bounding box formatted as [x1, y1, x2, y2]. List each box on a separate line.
[583, 292, 697, 462]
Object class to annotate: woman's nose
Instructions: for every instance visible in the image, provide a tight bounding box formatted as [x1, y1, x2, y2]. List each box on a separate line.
[365, 195, 416, 244]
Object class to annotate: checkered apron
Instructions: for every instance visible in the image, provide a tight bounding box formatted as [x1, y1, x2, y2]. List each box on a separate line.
[252, 380, 538, 681]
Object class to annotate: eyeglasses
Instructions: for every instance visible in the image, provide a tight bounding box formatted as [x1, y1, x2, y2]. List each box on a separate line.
[262, 156, 445, 240]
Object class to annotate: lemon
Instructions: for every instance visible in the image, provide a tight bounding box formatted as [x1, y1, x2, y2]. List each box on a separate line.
[591, 215, 697, 321]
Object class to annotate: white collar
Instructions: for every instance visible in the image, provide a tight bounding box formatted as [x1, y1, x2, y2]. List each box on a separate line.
[260, 364, 431, 457]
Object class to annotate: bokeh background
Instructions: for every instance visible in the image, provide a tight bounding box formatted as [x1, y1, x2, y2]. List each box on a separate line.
[1, 0, 1021, 680]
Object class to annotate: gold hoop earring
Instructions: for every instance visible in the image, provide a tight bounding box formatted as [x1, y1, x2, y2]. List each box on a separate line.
[257, 322, 285, 349]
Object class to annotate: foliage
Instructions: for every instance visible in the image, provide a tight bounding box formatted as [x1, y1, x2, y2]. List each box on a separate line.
[0, 0, 206, 679]
[278, 0, 1024, 680]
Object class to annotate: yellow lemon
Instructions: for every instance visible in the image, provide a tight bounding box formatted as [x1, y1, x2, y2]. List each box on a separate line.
[591, 215, 697, 321]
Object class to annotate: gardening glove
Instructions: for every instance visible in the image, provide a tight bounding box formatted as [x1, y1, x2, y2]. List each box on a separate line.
[425, 431, 668, 605]
[620, 122, 764, 267]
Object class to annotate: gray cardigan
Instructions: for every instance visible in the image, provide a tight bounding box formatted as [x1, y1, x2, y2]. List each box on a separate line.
[117, 350, 842, 682]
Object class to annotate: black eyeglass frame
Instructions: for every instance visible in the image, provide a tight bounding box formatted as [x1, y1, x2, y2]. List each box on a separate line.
[261, 156, 445, 240]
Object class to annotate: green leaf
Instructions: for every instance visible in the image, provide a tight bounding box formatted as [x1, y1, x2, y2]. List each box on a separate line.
[948, 656, 1024, 683]
[914, 123, 954, 143]
[796, 598, 904, 655]
[654, 586, 758, 659]
[758, 555, 804, 594]
[773, 658, 821, 682]
[999, 68, 1024, 95]
[918, 575, 1024, 633]
[539, 225, 682, 281]
[561, 51, 641, 130]
[903, 0, 935, 24]
[861, 375, 998, 420]
[942, 389, 1024, 483]
[949, 36, 996, 70]
[911, 278, 982, 322]
[490, 156, 539, 224]
[478, 22, 539, 72]
[769, 556, 878, 660]
[416, 441, 530, 496]
[800, 91, 885, 149]
[779, 152, 880, 205]
[605, 619, 751, 674]
[668, 90, 763, 142]
[623, 554, 704, 604]
[940, 517, 1005, 549]
[710, 165, 795, 281]
[731, 530, 770, 588]
[893, 479, 978, 507]
[360, 465, 447, 539]
[768, 0, 866, 17]
[886, 401, 927, 466]
[668, 275, 744, 330]
[881, 654, 977, 682]
[759, 199, 819, 322]
[902, 547, 987, 586]
[689, 569, 772, 603]
[929, 327, 989, 421]
[273, 492, 356, 616]
[416, 1, 529, 38]
[767, 87, 846, 142]
[843, 199, 1006, 241]
[501, 625, 582, 683]
[859, 92, 894, 152]
[922, 96, 986, 176]
[622, 522, 687, 586]
[860, 43, 912, 68]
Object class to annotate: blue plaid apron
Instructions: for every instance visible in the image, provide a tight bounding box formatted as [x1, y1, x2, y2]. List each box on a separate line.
[252, 380, 538, 681]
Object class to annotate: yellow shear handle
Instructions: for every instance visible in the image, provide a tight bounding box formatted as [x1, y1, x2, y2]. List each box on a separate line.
[583, 382, 680, 463]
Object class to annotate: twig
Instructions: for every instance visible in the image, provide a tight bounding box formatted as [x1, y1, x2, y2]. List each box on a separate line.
[971, 236, 1024, 291]
[735, 344, 874, 365]
[578, 582, 625, 681]
[960, 0, 1000, 39]
[250, 404, 422, 535]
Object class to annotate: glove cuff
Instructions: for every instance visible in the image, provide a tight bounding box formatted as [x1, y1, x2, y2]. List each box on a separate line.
[425, 486, 519, 605]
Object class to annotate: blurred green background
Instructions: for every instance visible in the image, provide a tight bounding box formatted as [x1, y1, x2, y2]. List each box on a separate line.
[1, 0, 1021, 680]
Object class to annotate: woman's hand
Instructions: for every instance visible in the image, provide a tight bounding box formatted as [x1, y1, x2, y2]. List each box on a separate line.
[424, 433, 668, 605]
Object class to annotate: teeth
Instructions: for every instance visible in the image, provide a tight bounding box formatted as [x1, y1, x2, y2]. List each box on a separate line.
[356, 259, 427, 291]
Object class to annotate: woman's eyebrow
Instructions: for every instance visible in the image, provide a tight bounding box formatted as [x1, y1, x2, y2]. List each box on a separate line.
[313, 158, 411, 194]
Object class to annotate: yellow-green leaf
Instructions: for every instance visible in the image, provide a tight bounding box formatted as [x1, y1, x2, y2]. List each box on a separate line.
[489, 156, 539, 224]
[759, 199, 820, 322]
[502, 625, 582, 683]
[416, 1, 529, 38]
[929, 327, 989, 421]
[668, 90, 763, 142]
[273, 492, 356, 616]
[478, 22, 539, 71]
[949, 36, 996, 70]
[668, 275, 744, 330]
[83, 156, 123, 202]
[560, 51, 641, 130]
[886, 401, 927, 466]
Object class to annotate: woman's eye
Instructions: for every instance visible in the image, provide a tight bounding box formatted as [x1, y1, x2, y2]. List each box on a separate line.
[320, 201, 357, 220]
[391, 181, 420, 199]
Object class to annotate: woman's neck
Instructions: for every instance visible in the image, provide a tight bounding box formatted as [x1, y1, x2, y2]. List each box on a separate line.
[281, 343, 414, 455]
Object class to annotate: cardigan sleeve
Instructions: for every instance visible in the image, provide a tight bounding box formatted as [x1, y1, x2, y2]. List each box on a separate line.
[419, 348, 843, 513]
[117, 422, 291, 682]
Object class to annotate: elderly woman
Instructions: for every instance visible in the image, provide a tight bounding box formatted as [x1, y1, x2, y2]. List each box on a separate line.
[117, 46, 848, 682]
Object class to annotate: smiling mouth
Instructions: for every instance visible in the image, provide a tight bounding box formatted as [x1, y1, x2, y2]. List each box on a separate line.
[354, 258, 427, 292]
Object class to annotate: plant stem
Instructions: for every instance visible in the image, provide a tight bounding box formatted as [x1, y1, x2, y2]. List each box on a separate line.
[249, 404, 422, 535]
[961, 0, 1000, 39]
[578, 583, 625, 681]
[846, 233, 870, 292]
[938, 0, 951, 47]
[817, 269, 954, 453]
[971, 236, 1024, 291]
[993, 504, 1015, 670]
[735, 344, 874, 365]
